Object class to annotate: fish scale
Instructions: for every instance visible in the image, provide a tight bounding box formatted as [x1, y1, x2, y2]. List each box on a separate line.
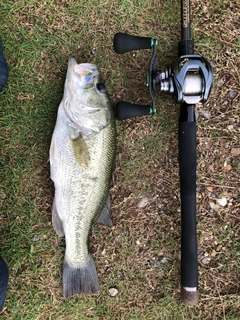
[50, 58, 116, 298]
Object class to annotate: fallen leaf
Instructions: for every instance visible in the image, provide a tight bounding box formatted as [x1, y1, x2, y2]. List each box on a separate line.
[109, 288, 118, 297]
[211, 250, 217, 257]
[209, 202, 220, 211]
[202, 257, 211, 265]
[137, 196, 149, 208]
[223, 162, 232, 171]
[217, 197, 227, 207]
[231, 148, 240, 156]
[207, 186, 213, 192]
[209, 165, 215, 172]
[201, 110, 211, 119]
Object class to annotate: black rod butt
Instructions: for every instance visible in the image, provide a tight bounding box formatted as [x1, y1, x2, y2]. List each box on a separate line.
[181, 287, 199, 307]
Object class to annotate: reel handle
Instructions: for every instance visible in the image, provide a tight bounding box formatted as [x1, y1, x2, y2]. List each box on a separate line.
[116, 101, 152, 120]
[114, 32, 154, 54]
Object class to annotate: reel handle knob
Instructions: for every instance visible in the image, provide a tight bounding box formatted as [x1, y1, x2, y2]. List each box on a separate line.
[114, 33, 154, 54]
[116, 101, 152, 120]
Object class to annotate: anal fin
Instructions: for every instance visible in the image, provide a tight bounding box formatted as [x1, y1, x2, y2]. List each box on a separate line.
[52, 198, 64, 237]
[95, 195, 113, 228]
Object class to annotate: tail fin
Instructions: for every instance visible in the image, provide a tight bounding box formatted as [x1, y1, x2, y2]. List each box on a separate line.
[62, 255, 100, 298]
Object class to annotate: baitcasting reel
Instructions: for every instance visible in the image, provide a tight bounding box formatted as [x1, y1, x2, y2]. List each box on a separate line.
[114, 33, 213, 120]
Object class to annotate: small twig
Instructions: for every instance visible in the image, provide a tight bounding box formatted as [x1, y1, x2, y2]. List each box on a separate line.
[227, 213, 240, 221]
[197, 182, 237, 189]
[195, 28, 240, 48]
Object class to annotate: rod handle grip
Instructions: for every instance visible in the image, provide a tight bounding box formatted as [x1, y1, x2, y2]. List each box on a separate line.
[179, 121, 198, 303]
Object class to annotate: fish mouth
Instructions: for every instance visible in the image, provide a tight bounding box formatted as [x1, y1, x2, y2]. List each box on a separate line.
[68, 58, 99, 89]
[74, 63, 98, 77]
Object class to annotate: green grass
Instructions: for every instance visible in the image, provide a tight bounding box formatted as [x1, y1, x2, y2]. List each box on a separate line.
[0, 0, 240, 319]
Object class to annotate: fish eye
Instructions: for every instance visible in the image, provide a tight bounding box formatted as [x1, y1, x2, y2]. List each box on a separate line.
[96, 83, 106, 92]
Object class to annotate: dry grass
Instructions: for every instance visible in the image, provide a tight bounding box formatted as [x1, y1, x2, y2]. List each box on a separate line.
[0, 0, 239, 319]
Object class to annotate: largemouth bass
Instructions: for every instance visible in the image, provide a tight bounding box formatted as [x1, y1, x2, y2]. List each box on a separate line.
[49, 58, 116, 298]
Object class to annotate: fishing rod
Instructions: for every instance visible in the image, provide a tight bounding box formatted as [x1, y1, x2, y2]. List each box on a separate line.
[113, 0, 213, 306]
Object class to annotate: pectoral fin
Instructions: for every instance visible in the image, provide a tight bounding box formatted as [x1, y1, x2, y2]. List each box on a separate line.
[95, 195, 113, 228]
[71, 133, 90, 167]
